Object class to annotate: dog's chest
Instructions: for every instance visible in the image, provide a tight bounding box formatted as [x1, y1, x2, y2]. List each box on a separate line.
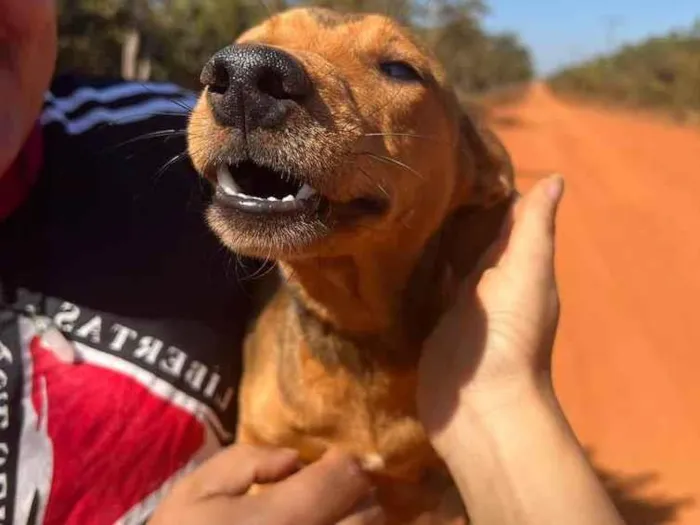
[241, 290, 440, 477]
[239, 289, 464, 523]
[243, 352, 438, 480]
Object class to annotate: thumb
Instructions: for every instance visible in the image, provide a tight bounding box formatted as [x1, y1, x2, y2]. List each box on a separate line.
[502, 174, 564, 277]
[260, 449, 373, 525]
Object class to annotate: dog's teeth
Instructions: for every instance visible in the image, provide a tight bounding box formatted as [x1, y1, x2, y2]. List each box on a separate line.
[217, 165, 240, 196]
[267, 197, 277, 202]
[296, 184, 316, 200]
[282, 195, 295, 202]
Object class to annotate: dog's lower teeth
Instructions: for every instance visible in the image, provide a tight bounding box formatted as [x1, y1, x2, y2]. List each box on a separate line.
[217, 166, 315, 207]
[297, 184, 316, 200]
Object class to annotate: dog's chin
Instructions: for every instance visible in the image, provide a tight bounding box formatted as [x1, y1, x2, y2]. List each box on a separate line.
[205, 159, 387, 260]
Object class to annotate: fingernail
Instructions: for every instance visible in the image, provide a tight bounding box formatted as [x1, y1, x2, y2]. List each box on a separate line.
[360, 454, 385, 473]
[324, 449, 370, 482]
[546, 174, 564, 202]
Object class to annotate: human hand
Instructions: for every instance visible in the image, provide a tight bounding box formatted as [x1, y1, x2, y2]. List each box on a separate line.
[418, 175, 564, 452]
[149, 444, 384, 525]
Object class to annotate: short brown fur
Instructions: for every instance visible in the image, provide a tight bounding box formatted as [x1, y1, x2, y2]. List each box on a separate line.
[188, 7, 515, 524]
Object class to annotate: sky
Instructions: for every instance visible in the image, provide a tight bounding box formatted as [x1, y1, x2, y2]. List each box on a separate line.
[482, 0, 700, 75]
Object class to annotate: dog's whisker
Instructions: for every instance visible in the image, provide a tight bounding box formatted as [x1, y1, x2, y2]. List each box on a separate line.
[332, 80, 405, 139]
[167, 98, 194, 113]
[350, 90, 406, 136]
[244, 256, 277, 282]
[357, 166, 391, 200]
[256, 263, 279, 282]
[362, 131, 479, 161]
[234, 254, 257, 285]
[222, 249, 239, 283]
[101, 129, 187, 153]
[137, 82, 195, 113]
[241, 238, 279, 282]
[231, 252, 249, 277]
[153, 151, 189, 181]
[134, 111, 193, 118]
[356, 151, 425, 180]
[82, 109, 193, 138]
[362, 132, 437, 142]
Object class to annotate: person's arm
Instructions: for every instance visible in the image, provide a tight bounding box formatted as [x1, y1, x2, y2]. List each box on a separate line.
[419, 175, 625, 525]
[437, 382, 624, 525]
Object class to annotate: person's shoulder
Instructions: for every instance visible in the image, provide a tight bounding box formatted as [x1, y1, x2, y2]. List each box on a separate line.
[41, 74, 197, 140]
[35, 73, 204, 235]
[38, 73, 197, 190]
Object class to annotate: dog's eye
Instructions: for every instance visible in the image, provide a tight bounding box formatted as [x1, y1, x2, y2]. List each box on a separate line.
[379, 61, 422, 82]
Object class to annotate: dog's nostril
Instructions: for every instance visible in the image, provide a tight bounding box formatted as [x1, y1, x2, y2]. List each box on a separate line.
[210, 69, 230, 96]
[257, 70, 292, 101]
[201, 57, 230, 95]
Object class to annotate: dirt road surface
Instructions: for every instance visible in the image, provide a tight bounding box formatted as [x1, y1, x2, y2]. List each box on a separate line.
[488, 84, 700, 525]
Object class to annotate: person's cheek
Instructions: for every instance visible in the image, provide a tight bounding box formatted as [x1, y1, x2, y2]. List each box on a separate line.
[0, 0, 56, 168]
[20, 1, 57, 92]
[0, 0, 56, 70]
[0, 1, 53, 35]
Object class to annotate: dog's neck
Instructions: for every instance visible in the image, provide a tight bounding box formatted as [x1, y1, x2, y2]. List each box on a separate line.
[281, 248, 421, 333]
[277, 234, 454, 372]
[276, 200, 510, 372]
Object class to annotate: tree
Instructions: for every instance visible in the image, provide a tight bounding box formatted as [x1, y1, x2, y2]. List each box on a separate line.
[57, 0, 125, 78]
[56, 0, 533, 94]
[422, 0, 531, 94]
[120, 0, 155, 80]
[149, 0, 267, 88]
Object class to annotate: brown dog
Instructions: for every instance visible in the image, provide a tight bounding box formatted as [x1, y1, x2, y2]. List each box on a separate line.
[187, 7, 514, 524]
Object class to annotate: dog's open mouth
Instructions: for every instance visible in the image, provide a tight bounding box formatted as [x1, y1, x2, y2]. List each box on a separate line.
[213, 159, 387, 220]
[206, 156, 389, 256]
[215, 160, 322, 215]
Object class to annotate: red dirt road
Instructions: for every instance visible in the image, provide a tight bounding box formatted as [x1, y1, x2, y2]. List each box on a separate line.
[489, 84, 700, 525]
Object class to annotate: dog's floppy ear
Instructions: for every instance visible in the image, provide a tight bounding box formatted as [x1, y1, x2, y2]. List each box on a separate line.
[457, 109, 515, 207]
[405, 108, 516, 338]
[439, 110, 515, 285]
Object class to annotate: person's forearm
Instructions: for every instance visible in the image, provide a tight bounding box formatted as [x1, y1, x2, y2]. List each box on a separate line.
[437, 381, 625, 525]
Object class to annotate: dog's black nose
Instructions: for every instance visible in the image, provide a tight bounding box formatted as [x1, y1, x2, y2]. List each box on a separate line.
[201, 44, 312, 131]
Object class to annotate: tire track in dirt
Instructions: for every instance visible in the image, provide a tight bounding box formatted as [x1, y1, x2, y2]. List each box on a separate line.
[488, 83, 700, 525]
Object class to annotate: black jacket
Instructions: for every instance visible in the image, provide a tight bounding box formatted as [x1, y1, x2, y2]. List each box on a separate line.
[0, 75, 257, 525]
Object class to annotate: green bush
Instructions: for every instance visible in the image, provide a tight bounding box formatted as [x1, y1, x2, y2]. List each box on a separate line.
[548, 21, 700, 117]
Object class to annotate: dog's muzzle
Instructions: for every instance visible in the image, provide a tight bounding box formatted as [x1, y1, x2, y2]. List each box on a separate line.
[201, 43, 312, 132]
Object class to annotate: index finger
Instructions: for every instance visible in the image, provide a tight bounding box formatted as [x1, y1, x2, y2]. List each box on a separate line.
[260, 449, 374, 525]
